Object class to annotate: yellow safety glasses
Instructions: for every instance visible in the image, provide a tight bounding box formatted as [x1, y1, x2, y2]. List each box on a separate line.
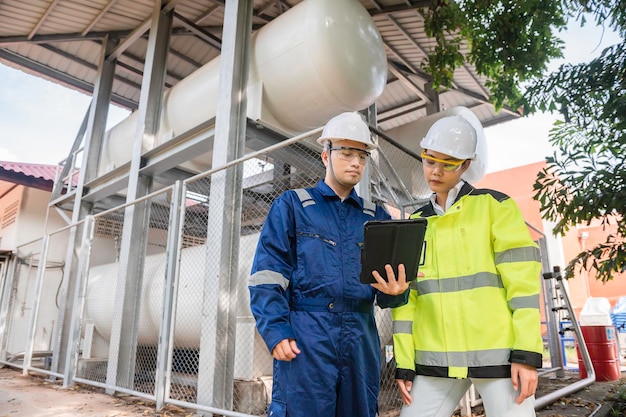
[421, 151, 466, 172]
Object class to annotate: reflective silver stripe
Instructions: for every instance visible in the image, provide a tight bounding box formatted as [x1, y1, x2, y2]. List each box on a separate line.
[294, 188, 315, 207]
[415, 348, 511, 367]
[249, 270, 289, 290]
[294, 188, 377, 215]
[417, 272, 502, 295]
[509, 294, 540, 310]
[362, 199, 376, 217]
[393, 320, 412, 335]
[495, 246, 541, 265]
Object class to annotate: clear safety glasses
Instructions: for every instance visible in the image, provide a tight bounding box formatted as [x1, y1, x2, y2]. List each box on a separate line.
[421, 150, 466, 172]
[329, 146, 371, 165]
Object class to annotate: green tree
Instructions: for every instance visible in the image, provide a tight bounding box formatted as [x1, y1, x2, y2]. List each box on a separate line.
[524, 1, 625, 282]
[420, 0, 568, 109]
[421, 1, 625, 282]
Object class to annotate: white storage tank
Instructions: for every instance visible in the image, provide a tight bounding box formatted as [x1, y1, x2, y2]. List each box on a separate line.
[85, 245, 210, 347]
[100, 0, 387, 175]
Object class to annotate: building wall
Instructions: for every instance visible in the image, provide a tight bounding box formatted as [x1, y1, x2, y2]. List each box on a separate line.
[475, 162, 626, 318]
[0, 185, 23, 250]
[0, 186, 69, 356]
[0, 185, 68, 252]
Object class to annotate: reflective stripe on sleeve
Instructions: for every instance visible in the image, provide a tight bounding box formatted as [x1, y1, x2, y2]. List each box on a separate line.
[249, 270, 289, 290]
[509, 293, 540, 310]
[393, 320, 412, 335]
[495, 246, 541, 265]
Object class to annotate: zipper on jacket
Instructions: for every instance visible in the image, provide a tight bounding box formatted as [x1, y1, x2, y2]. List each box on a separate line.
[297, 231, 337, 246]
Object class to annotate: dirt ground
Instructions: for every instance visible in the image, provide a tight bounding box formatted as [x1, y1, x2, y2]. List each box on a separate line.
[452, 370, 626, 417]
[0, 366, 197, 417]
[534, 370, 626, 417]
[1, 366, 625, 417]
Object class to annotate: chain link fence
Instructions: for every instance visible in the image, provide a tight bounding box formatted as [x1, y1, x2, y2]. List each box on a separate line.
[0, 128, 431, 416]
[0, 236, 67, 373]
[76, 188, 174, 399]
[169, 130, 429, 415]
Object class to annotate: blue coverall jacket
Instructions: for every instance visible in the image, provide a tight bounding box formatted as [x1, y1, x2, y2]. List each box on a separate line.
[249, 180, 402, 417]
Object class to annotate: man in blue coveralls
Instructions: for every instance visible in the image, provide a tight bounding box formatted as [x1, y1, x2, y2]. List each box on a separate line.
[249, 112, 409, 417]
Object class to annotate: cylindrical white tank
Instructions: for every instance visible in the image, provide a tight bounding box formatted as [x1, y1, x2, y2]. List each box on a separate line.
[246, 0, 387, 131]
[85, 245, 214, 347]
[100, 0, 387, 175]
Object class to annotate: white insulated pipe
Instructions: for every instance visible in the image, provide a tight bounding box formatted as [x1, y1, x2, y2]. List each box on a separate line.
[101, 0, 387, 174]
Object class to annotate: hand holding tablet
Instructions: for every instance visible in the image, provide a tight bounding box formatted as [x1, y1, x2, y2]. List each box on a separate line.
[359, 218, 427, 284]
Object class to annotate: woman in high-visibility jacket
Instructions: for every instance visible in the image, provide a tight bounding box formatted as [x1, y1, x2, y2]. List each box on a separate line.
[392, 114, 543, 417]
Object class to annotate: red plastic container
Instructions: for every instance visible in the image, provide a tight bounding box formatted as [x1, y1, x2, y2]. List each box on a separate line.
[576, 325, 622, 381]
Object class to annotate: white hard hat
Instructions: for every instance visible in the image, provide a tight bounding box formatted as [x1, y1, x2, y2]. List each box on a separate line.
[316, 112, 377, 150]
[420, 115, 477, 160]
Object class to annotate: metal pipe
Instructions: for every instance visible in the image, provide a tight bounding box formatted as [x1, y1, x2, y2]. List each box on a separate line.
[535, 266, 596, 410]
[537, 367, 561, 377]
[588, 403, 603, 417]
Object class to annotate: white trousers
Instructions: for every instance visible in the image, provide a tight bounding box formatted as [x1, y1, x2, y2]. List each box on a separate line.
[399, 375, 536, 417]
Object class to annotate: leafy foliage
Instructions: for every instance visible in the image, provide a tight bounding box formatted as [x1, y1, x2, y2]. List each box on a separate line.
[523, 2, 625, 281]
[419, 0, 567, 109]
[420, 0, 625, 282]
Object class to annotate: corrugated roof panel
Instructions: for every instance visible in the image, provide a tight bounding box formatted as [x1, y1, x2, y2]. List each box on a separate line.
[92, 15, 143, 33]
[174, 0, 212, 21]
[52, 3, 101, 24]
[0, 161, 59, 182]
[188, 6, 226, 28]
[451, 65, 490, 99]
[3, 0, 47, 15]
[169, 36, 217, 66]
[0, 0, 521, 138]
[113, 82, 140, 104]
[46, 49, 64, 68]
[91, 1, 153, 32]
[48, 41, 99, 76]
[113, 0, 154, 18]
[0, 1, 43, 36]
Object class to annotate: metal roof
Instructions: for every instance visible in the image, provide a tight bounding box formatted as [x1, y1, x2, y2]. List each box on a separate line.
[0, 161, 59, 193]
[0, 0, 521, 137]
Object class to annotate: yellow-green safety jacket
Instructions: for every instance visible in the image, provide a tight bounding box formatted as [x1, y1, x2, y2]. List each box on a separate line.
[392, 182, 543, 381]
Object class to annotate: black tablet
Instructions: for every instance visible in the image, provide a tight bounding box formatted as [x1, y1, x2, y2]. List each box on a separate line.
[359, 218, 427, 284]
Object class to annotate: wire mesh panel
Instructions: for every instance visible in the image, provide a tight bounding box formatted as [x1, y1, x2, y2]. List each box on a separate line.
[374, 134, 430, 218]
[371, 134, 429, 416]
[164, 129, 431, 416]
[26, 228, 71, 374]
[0, 239, 44, 368]
[76, 188, 174, 397]
[18, 127, 431, 416]
[173, 137, 324, 415]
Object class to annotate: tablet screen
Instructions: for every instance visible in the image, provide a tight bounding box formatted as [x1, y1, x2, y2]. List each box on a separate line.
[360, 218, 427, 284]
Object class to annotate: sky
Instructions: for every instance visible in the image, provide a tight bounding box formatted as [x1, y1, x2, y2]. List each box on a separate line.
[0, 19, 621, 173]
